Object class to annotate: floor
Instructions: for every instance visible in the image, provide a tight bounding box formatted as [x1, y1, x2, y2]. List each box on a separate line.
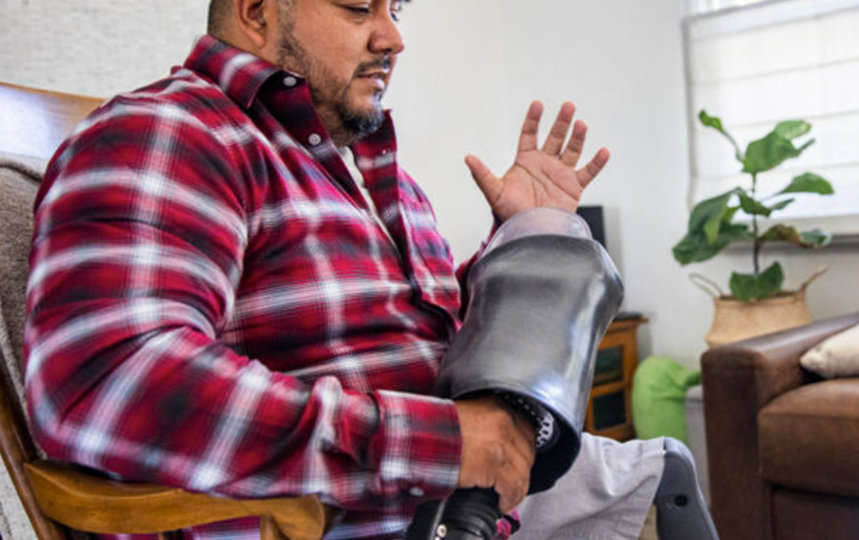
[638, 506, 659, 540]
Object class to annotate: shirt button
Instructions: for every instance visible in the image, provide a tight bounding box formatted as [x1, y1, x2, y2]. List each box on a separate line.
[408, 486, 425, 497]
[308, 133, 322, 146]
[283, 76, 297, 87]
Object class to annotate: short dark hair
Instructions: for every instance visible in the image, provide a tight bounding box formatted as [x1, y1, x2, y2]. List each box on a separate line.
[207, 0, 411, 37]
[207, 0, 229, 35]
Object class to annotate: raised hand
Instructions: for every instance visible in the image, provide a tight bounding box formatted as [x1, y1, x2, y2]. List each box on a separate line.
[465, 101, 610, 222]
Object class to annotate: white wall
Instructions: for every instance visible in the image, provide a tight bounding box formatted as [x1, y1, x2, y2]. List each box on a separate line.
[0, 0, 208, 97]
[2, 0, 857, 367]
[389, 0, 859, 366]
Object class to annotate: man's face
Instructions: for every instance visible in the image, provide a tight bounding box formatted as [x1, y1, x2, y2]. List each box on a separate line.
[275, 0, 405, 144]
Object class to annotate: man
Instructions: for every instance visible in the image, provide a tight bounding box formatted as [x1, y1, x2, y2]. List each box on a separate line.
[24, 1, 679, 538]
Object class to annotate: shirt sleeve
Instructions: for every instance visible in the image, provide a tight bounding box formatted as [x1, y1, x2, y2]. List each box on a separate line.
[455, 219, 501, 318]
[24, 103, 461, 512]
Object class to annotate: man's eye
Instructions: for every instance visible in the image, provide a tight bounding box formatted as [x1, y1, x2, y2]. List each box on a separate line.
[390, 9, 400, 22]
[346, 6, 371, 16]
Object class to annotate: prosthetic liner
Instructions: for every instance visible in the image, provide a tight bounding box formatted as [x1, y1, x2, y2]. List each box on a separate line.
[406, 207, 624, 540]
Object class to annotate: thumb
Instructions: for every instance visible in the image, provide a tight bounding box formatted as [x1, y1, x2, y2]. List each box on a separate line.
[465, 154, 501, 205]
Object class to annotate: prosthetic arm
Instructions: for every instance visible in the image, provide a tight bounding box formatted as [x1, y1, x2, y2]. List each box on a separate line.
[407, 207, 623, 540]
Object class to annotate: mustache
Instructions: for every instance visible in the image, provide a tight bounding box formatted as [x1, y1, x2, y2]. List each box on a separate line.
[355, 56, 392, 76]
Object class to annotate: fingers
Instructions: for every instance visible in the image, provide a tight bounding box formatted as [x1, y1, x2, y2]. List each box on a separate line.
[578, 147, 611, 189]
[560, 119, 587, 167]
[465, 154, 501, 205]
[559, 120, 610, 188]
[517, 100, 544, 153]
[541, 101, 576, 156]
[510, 412, 537, 464]
[496, 415, 536, 514]
[498, 399, 537, 468]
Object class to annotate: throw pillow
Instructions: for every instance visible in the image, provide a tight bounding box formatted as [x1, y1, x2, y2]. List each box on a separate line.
[800, 323, 859, 378]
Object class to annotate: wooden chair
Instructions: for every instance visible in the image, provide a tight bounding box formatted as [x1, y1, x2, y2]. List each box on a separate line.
[0, 82, 329, 540]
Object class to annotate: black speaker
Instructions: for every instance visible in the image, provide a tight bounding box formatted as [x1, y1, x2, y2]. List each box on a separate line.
[576, 205, 605, 248]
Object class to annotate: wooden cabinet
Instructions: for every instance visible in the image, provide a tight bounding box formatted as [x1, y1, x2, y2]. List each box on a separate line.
[584, 318, 647, 441]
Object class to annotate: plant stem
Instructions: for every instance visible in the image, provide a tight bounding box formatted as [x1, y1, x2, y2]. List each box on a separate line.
[752, 172, 760, 276]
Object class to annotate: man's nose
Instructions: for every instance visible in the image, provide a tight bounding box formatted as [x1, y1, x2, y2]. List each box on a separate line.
[370, 12, 405, 55]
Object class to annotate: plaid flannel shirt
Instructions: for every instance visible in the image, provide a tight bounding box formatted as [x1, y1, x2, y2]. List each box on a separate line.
[24, 35, 478, 539]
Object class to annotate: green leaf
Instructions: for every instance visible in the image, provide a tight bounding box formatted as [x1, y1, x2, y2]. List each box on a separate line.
[738, 192, 772, 216]
[761, 224, 801, 244]
[673, 232, 725, 265]
[799, 228, 832, 247]
[774, 120, 811, 140]
[761, 225, 831, 248]
[768, 198, 795, 211]
[722, 223, 753, 242]
[698, 110, 726, 132]
[698, 110, 743, 162]
[742, 132, 804, 174]
[729, 262, 784, 302]
[688, 189, 739, 244]
[777, 173, 834, 196]
[723, 206, 740, 222]
[797, 138, 816, 154]
[672, 224, 751, 265]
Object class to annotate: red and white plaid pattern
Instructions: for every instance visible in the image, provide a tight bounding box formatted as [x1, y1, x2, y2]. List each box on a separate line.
[24, 35, 475, 539]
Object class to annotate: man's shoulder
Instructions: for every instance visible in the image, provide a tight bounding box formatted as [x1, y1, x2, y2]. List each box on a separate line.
[87, 69, 242, 135]
[45, 69, 252, 187]
[50, 69, 251, 173]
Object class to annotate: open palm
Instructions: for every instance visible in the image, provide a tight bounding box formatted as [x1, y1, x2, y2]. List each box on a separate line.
[466, 101, 610, 222]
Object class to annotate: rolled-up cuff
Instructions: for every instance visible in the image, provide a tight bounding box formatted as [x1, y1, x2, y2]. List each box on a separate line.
[368, 390, 461, 503]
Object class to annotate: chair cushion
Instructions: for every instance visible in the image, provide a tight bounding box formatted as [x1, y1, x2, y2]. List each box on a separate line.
[800, 322, 859, 378]
[0, 157, 42, 409]
[759, 379, 859, 498]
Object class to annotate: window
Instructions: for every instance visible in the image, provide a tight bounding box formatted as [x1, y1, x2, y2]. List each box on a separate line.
[684, 0, 859, 236]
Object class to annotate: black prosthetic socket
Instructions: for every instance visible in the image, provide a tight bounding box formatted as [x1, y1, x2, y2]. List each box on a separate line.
[406, 209, 624, 540]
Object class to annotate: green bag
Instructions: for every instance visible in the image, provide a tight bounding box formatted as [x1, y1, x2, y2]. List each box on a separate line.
[631, 356, 701, 442]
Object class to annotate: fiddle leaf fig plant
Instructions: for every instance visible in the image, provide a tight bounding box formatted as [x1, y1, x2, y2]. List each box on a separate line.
[673, 110, 834, 302]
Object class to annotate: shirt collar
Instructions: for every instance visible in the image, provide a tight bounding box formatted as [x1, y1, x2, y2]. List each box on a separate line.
[183, 34, 293, 109]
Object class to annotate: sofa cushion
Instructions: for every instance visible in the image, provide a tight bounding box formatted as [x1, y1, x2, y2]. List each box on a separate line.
[0, 158, 42, 410]
[759, 379, 859, 498]
[800, 323, 859, 378]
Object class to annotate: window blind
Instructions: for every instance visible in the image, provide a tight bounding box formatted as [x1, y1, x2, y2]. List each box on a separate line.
[684, 0, 859, 236]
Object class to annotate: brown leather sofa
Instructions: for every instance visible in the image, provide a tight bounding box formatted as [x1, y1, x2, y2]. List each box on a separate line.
[701, 312, 859, 540]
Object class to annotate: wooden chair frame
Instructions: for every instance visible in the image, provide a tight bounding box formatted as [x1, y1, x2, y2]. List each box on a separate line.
[0, 81, 329, 540]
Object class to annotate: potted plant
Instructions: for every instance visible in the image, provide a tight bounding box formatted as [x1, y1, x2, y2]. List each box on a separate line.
[673, 110, 834, 346]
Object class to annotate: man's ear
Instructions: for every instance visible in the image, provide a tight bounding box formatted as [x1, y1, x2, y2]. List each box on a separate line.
[232, 0, 275, 50]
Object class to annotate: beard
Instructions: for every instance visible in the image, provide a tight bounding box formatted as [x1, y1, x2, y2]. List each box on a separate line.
[275, 19, 387, 142]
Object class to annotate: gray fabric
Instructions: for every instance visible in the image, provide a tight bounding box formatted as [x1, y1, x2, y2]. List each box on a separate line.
[0, 159, 41, 410]
[515, 434, 665, 540]
[0, 158, 43, 540]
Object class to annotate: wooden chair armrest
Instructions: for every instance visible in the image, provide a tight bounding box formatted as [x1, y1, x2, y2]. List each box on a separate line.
[24, 460, 328, 540]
